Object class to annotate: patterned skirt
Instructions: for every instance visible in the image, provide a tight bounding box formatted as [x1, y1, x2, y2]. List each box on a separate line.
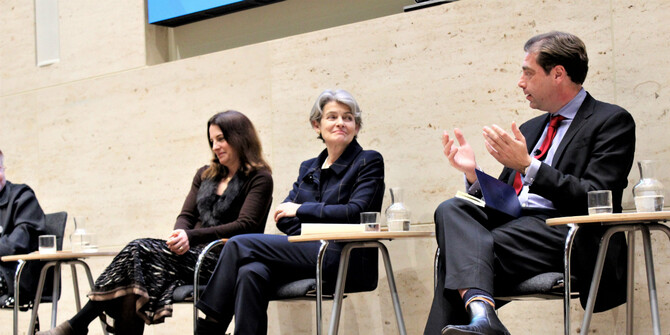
[88, 238, 220, 324]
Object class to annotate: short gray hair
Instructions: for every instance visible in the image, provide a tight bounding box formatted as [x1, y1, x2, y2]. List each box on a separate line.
[309, 89, 363, 128]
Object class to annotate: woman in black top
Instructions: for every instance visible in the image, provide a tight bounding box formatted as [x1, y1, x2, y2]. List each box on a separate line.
[40, 111, 273, 335]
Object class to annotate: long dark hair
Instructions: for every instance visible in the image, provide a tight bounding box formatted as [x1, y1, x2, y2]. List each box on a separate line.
[202, 110, 271, 180]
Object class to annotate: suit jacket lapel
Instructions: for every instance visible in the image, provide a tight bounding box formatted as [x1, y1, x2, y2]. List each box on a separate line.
[552, 93, 595, 166]
[501, 93, 595, 183]
[524, 114, 550, 154]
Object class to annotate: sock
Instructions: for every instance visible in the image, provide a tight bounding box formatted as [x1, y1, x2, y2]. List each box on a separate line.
[462, 288, 495, 309]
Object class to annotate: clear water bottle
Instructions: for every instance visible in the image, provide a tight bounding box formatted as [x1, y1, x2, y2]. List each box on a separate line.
[632, 160, 665, 212]
[385, 187, 411, 231]
[70, 217, 87, 252]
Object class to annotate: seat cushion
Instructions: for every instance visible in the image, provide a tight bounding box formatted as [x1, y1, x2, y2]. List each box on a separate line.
[270, 278, 317, 300]
[174, 278, 344, 303]
[508, 272, 565, 295]
[173, 285, 206, 302]
[495, 272, 578, 301]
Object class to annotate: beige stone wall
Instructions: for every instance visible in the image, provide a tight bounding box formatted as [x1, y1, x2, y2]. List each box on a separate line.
[1, 0, 669, 334]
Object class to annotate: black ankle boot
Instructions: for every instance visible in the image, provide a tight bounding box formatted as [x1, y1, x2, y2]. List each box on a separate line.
[441, 300, 510, 335]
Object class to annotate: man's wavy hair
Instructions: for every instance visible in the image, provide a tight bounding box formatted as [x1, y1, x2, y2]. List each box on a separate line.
[524, 31, 589, 85]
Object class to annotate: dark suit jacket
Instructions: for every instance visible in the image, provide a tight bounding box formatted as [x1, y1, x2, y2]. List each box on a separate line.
[0, 181, 47, 301]
[277, 139, 385, 292]
[498, 93, 636, 312]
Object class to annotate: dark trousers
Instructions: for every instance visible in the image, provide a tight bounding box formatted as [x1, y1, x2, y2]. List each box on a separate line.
[424, 198, 568, 335]
[195, 234, 343, 335]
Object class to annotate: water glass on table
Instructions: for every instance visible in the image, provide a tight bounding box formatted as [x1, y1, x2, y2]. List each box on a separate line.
[38, 235, 57, 254]
[82, 233, 99, 252]
[588, 190, 613, 215]
[360, 212, 381, 232]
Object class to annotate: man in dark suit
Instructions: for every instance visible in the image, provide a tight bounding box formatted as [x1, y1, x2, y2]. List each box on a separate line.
[424, 32, 636, 335]
[0, 148, 47, 307]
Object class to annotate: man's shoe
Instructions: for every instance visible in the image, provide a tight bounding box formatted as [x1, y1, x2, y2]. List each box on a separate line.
[441, 300, 510, 335]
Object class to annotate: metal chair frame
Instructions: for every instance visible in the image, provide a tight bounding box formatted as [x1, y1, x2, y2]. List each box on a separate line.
[433, 219, 670, 335]
[15, 259, 109, 335]
[9, 212, 109, 335]
[188, 238, 404, 335]
[191, 238, 227, 333]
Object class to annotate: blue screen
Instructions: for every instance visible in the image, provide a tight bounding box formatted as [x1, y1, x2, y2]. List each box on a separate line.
[148, 0, 245, 24]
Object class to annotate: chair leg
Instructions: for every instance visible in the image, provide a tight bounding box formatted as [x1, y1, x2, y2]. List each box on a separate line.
[74, 260, 110, 335]
[580, 225, 631, 334]
[377, 242, 407, 335]
[70, 265, 82, 311]
[13, 260, 27, 335]
[640, 226, 661, 335]
[192, 238, 228, 335]
[28, 261, 57, 335]
[563, 224, 578, 335]
[327, 241, 407, 335]
[50, 264, 62, 329]
[626, 231, 635, 335]
[315, 240, 328, 335]
[328, 243, 353, 335]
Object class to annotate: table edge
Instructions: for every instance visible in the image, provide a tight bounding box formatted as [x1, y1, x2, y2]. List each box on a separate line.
[546, 211, 670, 226]
[288, 231, 435, 242]
[1, 251, 118, 262]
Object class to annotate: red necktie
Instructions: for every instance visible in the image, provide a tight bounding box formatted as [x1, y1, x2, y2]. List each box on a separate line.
[513, 115, 566, 194]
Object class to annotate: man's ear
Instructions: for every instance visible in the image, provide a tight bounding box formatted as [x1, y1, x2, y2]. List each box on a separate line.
[553, 65, 566, 80]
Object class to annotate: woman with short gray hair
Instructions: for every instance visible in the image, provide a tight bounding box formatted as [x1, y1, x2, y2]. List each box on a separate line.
[195, 89, 384, 335]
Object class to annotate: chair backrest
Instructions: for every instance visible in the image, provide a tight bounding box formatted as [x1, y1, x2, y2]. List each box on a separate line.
[44, 212, 67, 251]
[35, 212, 67, 304]
[3, 212, 68, 309]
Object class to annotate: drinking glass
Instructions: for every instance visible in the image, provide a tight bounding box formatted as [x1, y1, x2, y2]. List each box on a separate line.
[588, 190, 613, 215]
[82, 233, 98, 253]
[360, 212, 381, 232]
[39, 235, 57, 254]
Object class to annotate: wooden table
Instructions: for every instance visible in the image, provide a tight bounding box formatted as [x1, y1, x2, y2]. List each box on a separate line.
[2, 250, 117, 335]
[288, 230, 435, 335]
[547, 211, 670, 335]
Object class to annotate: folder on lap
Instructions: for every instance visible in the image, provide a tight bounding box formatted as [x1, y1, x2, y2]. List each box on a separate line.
[455, 170, 522, 218]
